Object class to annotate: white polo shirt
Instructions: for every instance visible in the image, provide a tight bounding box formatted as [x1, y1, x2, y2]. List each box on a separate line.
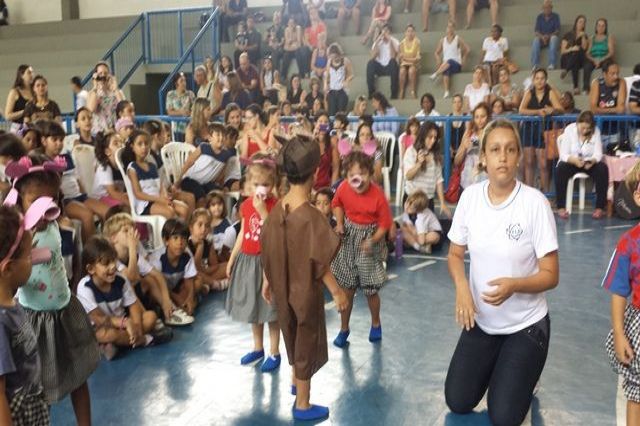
[448, 180, 558, 335]
[482, 36, 509, 62]
[373, 37, 400, 67]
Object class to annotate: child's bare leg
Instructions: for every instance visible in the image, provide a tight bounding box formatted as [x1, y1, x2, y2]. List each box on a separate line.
[84, 198, 109, 220]
[339, 288, 356, 331]
[367, 293, 381, 327]
[95, 326, 131, 346]
[65, 201, 96, 243]
[174, 191, 196, 212]
[295, 377, 312, 410]
[628, 400, 640, 425]
[70, 382, 91, 426]
[142, 274, 172, 319]
[172, 200, 190, 221]
[252, 323, 265, 351]
[424, 231, 441, 245]
[141, 310, 157, 334]
[150, 202, 175, 219]
[268, 321, 280, 355]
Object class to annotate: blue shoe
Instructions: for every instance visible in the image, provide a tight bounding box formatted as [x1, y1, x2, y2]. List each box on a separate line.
[260, 354, 281, 372]
[240, 349, 264, 365]
[333, 329, 350, 348]
[291, 385, 297, 395]
[292, 404, 329, 421]
[369, 325, 382, 342]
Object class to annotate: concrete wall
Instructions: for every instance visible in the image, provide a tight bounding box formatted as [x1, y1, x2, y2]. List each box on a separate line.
[5, 0, 63, 24]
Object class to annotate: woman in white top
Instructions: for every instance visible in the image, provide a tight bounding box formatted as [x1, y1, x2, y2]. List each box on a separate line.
[555, 111, 608, 219]
[481, 24, 509, 86]
[445, 118, 559, 426]
[463, 66, 490, 112]
[431, 20, 470, 99]
[324, 43, 354, 116]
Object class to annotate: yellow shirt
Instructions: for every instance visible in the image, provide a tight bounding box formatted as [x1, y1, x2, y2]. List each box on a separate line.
[400, 37, 421, 66]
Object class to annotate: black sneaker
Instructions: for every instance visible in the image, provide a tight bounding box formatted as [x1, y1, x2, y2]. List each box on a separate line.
[150, 326, 173, 345]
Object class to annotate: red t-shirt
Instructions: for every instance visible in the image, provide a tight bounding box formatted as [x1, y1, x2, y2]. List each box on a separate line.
[305, 22, 326, 49]
[332, 180, 392, 229]
[240, 196, 277, 255]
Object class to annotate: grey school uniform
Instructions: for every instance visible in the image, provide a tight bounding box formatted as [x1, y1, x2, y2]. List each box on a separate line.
[0, 304, 49, 426]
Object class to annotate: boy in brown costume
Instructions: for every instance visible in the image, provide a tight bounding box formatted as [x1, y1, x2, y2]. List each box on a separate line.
[261, 134, 347, 421]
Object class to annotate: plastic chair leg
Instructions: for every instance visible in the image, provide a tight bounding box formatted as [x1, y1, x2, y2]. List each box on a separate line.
[578, 179, 586, 211]
[566, 178, 574, 214]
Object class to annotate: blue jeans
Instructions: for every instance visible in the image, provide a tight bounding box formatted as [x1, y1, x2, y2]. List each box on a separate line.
[531, 35, 559, 68]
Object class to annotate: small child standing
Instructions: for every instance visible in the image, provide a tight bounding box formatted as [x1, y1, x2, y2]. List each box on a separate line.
[4, 154, 99, 426]
[77, 237, 172, 360]
[0, 204, 52, 425]
[312, 187, 337, 229]
[331, 151, 392, 347]
[150, 219, 199, 316]
[261, 135, 347, 421]
[603, 174, 640, 423]
[206, 192, 236, 262]
[188, 208, 228, 292]
[225, 157, 281, 372]
[400, 190, 443, 254]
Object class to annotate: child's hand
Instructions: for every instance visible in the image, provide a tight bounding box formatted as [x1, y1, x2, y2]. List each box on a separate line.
[226, 258, 234, 278]
[183, 297, 196, 316]
[126, 227, 140, 252]
[360, 238, 373, 254]
[332, 288, 348, 312]
[335, 223, 344, 236]
[125, 319, 138, 345]
[614, 331, 635, 365]
[440, 203, 452, 219]
[262, 279, 272, 304]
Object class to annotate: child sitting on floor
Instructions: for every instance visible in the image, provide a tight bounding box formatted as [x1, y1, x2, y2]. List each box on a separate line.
[103, 213, 194, 326]
[150, 219, 199, 316]
[77, 236, 172, 360]
[400, 190, 443, 253]
[188, 208, 229, 292]
[312, 187, 337, 229]
[206, 191, 236, 262]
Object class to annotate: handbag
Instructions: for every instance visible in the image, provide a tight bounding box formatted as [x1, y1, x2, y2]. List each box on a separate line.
[445, 164, 463, 203]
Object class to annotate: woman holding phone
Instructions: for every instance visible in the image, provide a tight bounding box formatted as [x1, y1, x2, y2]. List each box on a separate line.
[87, 61, 125, 134]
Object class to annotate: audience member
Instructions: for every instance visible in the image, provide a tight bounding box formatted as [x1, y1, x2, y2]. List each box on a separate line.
[431, 21, 470, 99]
[301, 7, 326, 76]
[194, 65, 220, 110]
[0, 0, 7, 25]
[305, 77, 325, 112]
[311, 39, 329, 80]
[463, 66, 490, 113]
[560, 91, 580, 114]
[454, 102, 491, 189]
[629, 64, 640, 115]
[466, 0, 498, 29]
[361, 0, 391, 45]
[186, 98, 213, 146]
[589, 59, 626, 147]
[584, 18, 616, 94]
[287, 74, 307, 110]
[530, 0, 560, 70]
[624, 64, 640, 113]
[260, 56, 281, 106]
[348, 95, 368, 132]
[71, 76, 88, 110]
[490, 66, 521, 112]
[366, 24, 399, 100]
[325, 43, 353, 116]
[281, 17, 306, 78]
[215, 55, 234, 94]
[23, 75, 61, 124]
[87, 61, 125, 134]
[371, 92, 399, 136]
[555, 111, 608, 219]
[398, 24, 421, 99]
[337, 0, 361, 36]
[415, 93, 441, 120]
[166, 72, 195, 142]
[74, 107, 96, 146]
[421, 0, 455, 33]
[222, 0, 248, 42]
[236, 53, 261, 103]
[560, 15, 588, 96]
[265, 11, 285, 71]
[4, 65, 33, 133]
[481, 24, 509, 86]
[233, 21, 249, 68]
[282, 0, 308, 27]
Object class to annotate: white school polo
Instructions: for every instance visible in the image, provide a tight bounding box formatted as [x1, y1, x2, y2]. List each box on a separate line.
[447, 181, 558, 334]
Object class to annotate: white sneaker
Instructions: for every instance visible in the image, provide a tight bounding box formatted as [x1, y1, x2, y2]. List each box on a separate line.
[166, 308, 194, 326]
[419, 244, 432, 254]
[430, 72, 438, 81]
[547, 64, 555, 70]
[443, 91, 450, 99]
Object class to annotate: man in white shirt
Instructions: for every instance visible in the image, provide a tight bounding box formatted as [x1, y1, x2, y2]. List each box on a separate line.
[366, 24, 400, 99]
[624, 63, 640, 113]
[71, 76, 88, 110]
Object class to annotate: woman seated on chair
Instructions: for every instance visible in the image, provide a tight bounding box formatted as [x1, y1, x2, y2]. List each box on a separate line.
[555, 110, 609, 220]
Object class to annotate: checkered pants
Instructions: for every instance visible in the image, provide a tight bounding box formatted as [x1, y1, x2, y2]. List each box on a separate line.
[9, 389, 50, 426]
[331, 220, 387, 296]
[606, 304, 640, 402]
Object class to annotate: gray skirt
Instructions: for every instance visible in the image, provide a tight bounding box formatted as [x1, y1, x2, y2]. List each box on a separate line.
[225, 252, 277, 324]
[24, 295, 100, 403]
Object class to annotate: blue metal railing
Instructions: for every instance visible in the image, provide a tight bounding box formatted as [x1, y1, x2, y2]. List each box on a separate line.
[157, 8, 221, 115]
[76, 7, 215, 108]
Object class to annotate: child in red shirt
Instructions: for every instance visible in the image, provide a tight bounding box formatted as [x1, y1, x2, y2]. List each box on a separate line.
[331, 151, 392, 348]
[225, 156, 281, 372]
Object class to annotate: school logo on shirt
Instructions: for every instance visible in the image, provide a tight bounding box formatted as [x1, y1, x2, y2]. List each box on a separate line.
[506, 223, 523, 241]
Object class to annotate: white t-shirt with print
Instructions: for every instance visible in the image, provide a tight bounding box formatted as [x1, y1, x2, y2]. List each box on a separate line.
[482, 37, 509, 62]
[401, 209, 442, 234]
[447, 181, 558, 335]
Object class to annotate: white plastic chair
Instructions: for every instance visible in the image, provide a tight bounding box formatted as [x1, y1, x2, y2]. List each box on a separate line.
[375, 131, 396, 201]
[63, 134, 79, 154]
[395, 166, 404, 207]
[115, 148, 166, 250]
[566, 173, 590, 214]
[160, 142, 195, 185]
[71, 144, 96, 196]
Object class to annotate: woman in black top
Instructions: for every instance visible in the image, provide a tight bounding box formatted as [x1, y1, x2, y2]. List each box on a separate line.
[23, 75, 61, 124]
[220, 71, 252, 111]
[560, 15, 588, 95]
[518, 68, 563, 191]
[3, 65, 33, 132]
[287, 74, 307, 110]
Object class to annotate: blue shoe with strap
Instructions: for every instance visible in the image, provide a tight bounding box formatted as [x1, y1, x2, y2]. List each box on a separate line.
[260, 354, 281, 372]
[292, 404, 329, 421]
[369, 325, 382, 342]
[333, 329, 350, 348]
[240, 349, 264, 365]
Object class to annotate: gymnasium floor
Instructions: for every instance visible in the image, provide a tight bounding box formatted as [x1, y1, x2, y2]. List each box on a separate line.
[51, 212, 627, 426]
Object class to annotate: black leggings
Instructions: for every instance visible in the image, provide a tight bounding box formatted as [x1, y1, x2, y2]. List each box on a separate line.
[560, 51, 584, 90]
[555, 161, 609, 209]
[445, 315, 550, 426]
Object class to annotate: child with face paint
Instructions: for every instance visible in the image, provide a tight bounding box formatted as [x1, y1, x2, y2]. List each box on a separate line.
[330, 151, 393, 347]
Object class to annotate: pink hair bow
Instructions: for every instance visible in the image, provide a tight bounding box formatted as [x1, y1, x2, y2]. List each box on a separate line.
[338, 138, 377, 158]
[3, 156, 67, 206]
[239, 156, 277, 168]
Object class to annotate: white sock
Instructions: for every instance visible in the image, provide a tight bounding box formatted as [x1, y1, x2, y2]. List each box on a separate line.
[412, 243, 421, 251]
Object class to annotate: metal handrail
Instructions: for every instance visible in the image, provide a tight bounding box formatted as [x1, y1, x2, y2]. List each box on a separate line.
[157, 7, 221, 115]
